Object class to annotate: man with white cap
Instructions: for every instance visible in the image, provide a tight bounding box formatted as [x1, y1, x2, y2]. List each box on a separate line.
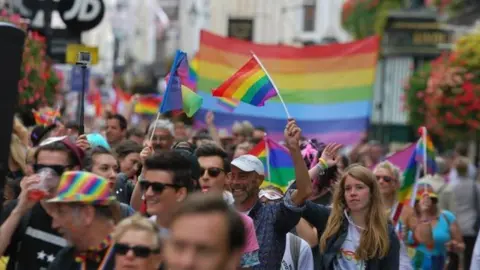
[229, 119, 313, 269]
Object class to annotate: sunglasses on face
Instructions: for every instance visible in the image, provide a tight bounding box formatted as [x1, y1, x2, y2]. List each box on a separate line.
[200, 167, 224, 178]
[376, 175, 393, 183]
[139, 180, 179, 193]
[114, 243, 160, 258]
[33, 164, 68, 176]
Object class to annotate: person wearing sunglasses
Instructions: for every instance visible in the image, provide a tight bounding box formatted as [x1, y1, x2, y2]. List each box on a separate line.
[113, 214, 163, 270]
[373, 161, 414, 270]
[0, 139, 83, 270]
[140, 151, 195, 232]
[195, 143, 261, 269]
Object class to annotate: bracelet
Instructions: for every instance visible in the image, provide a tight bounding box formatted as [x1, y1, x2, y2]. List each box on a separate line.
[318, 158, 328, 170]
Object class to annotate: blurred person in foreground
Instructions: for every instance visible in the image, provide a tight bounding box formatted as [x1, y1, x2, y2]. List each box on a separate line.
[113, 214, 163, 270]
[195, 143, 261, 268]
[164, 192, 245, 270]
[46, 171, 118, 269]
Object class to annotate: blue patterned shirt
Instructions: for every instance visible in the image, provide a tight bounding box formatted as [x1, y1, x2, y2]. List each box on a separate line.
[248, 190, 304, 270]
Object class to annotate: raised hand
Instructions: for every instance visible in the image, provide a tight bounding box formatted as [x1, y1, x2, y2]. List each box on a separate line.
[284, 119, 302, 149]
[205, 111, 215, 126]
[75, 134, 91, 151]
[140, 141, 154, 165]
[319, 143, 343, 167]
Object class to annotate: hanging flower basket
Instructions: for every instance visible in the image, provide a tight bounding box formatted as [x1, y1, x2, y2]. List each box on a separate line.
[0, 10, 61, 110]
[404, 30, 480, 140]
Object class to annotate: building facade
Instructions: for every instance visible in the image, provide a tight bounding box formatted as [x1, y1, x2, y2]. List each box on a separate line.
[179, 0, 351, 56]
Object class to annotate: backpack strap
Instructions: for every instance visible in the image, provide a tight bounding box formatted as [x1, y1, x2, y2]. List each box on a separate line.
[288, 233, 302, 270]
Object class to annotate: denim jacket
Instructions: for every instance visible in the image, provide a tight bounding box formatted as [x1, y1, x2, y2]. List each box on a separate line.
[248, 190, 305, 270]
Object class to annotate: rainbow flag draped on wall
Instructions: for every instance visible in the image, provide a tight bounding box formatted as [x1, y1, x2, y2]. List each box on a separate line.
[194, 30, 379, 144]
[249, 138, 296, 192]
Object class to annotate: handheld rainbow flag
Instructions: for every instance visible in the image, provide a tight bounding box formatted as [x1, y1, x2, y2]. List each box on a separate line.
[160, 50, 203, 117]
[212, 56, 278, 107]
[416, 127, 437, 175]
[134, 95, 162, 115]
[33, 107, 61, 126]
[217, 97, 240, 112]
[249, 137, 295, 192]
[397, 128, 437, 205]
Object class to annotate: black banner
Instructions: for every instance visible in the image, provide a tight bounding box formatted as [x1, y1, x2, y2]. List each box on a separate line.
[383, 16, 453, 57]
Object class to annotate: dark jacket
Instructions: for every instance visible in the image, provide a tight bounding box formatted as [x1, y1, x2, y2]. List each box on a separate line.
[302, 201, 400, 270]
[115, 173, 134, 205]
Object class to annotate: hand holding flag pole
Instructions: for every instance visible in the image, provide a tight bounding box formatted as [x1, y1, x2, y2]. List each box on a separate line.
[250, 51, 291, 119]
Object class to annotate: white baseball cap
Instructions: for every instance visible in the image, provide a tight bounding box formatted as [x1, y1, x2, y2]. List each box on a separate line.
[231, 154, 264, 175]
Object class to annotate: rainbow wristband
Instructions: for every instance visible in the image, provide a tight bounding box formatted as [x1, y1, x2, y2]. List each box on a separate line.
[318, 158, 328, 170]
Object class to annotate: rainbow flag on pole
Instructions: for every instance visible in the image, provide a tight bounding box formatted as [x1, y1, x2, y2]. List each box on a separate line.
[212, 57, 277, 106]
[217, 97, 240, 112]
[33, 108, 61, 126]
[194, 30, 380, 144]
[134, 95, 162, 115]
[161, 50, 203, 117]
[249, 138, 296, 192]
[397, 133, 437, 204]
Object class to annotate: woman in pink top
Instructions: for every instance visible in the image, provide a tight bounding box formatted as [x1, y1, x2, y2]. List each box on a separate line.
[224, 191, 260, 268]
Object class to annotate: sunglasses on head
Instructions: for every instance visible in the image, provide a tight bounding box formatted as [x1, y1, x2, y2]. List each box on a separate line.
[33, 164, 68, 176]
[114, 243, 160, 258]
[139, 180, 179, 193]
[376, 175, 393, 183]
[200, 167, 224, 178]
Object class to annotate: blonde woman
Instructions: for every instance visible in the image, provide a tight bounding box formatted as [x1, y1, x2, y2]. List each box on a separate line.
[8, 134, 27, 180]
[374, 161, 414, 270]
[113, 214, 163, 270]
[302, 164, 400, 270]
[405, 183, 464, 269]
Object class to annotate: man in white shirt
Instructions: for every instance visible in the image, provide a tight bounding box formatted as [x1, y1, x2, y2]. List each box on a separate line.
[281, 233, 314, 270]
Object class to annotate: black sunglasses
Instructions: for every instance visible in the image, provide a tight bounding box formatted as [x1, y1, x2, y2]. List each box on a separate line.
[33, 164, 68, 176]
[139, 180, 179, 193]
[114, 243, 160, 258]
[200, 167, 224, 178]
[376, 175, 393, 183]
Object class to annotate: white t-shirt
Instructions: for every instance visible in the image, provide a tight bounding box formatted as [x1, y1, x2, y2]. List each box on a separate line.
[281, 233, 314, 270]
[334, 222, 366, 270]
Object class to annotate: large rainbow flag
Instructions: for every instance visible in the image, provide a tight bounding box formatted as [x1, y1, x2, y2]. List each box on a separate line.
[194, 31, 379, 144]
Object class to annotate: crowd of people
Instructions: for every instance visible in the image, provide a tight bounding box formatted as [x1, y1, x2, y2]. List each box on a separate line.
[0, 109, 480, 270]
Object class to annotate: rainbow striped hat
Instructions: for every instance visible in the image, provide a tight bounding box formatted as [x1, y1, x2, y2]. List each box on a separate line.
[47, 171, 116, 205]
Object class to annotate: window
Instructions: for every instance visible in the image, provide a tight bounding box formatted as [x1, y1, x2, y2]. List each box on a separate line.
[303, 0, 316, 32]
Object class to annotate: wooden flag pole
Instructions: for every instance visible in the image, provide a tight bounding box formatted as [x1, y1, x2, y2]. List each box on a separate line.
[421, 126, 428, 176]
[250, 51, 291, 119]
[149, 112, 161, 142]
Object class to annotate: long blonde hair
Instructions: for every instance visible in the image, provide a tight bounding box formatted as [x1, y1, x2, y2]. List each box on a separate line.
[319, 165, 390, 260]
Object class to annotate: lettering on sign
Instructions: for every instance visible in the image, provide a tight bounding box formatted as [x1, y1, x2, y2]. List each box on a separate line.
[383, 17, 453, 56]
